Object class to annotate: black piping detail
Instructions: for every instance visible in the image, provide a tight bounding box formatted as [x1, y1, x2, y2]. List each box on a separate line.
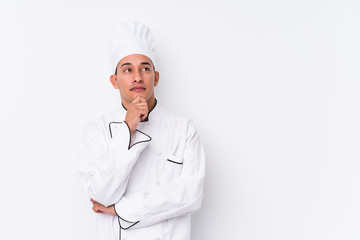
[118, 218, 121, 240]
[167, 159, 183, 165]
[113, 205, 122, 240]
[109, 121, 124, 138]
[108, 121, 132, 150]
[114, 205, 140, 230]
[119, 218, 139, 229]
[109, 121, 152, 150]
[129, 129, 152, 149]
[123, 121, 132, 150]
[121, 103, 127, 111]
[146, 98, 157, 121]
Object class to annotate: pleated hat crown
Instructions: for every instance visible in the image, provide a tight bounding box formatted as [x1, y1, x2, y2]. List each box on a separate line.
[108, 22, 156, 73]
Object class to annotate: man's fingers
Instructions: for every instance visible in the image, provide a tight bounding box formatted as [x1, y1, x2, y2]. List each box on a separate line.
[139, 106, 148, 114]
[132, 96, 146, 103]
[139, 112, 148, 120]
[133, 102, 148, 109]
[132, 96, 140, 103]
[125, 97, 149, 133]
[131, 102, 148, 113]
[90, 200, 115, 215]
[93, 208, 103, 213]
[92, 205, 98, 212]
[92, 202, 104, 213]
[133, 104, 148, 118]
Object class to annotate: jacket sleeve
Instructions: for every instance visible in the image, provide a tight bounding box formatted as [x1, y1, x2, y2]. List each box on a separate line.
[78, 120, 150, 207]
[113, 120, 205, 229]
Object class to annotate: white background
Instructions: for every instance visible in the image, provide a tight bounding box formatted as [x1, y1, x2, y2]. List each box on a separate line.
[1, 0, 360, 239]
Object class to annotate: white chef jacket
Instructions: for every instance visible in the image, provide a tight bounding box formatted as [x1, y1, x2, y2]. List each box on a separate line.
[79, 102, 205, 240]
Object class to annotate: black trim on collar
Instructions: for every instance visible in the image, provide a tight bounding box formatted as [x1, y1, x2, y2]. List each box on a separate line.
[121, 103, 127, 111]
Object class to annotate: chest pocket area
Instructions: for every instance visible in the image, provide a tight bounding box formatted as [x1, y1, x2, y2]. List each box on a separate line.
[161, 154, 183, 181]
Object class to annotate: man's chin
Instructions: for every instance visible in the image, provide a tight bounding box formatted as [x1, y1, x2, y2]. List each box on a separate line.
[129, 94, 148, 102]
[133, 94, 146, 99]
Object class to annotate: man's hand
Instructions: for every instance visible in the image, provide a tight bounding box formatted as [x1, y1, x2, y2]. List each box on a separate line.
[125, 96, 148, 133]
[90, 199, 116, 216]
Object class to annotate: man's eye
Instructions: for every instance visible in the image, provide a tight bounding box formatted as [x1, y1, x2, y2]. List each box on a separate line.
[142, 67, 150, 71]
[124, 68, 131, 73]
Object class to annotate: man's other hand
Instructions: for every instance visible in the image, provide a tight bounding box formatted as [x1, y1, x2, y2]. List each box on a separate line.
[90, 199, 116, 216]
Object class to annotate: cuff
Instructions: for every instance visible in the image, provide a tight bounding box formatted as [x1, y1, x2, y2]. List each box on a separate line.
[108, 121, 152, 151]
[108, 121, 131, 151]
[114, 194, 144, 229]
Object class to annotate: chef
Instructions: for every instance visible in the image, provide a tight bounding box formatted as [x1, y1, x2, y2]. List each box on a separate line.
[79, 22, 205, 240]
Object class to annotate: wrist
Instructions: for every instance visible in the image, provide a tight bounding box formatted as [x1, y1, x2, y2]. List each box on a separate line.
[124, 120, 135, 134]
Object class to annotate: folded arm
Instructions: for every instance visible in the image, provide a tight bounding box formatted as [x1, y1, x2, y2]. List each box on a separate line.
[114, 121, 205, 229]
[78, 120, 150, 207]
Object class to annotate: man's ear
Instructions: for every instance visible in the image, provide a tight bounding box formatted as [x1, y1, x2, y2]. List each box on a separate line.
[110, 74, 118, 89]
[154, 71, 160, 87]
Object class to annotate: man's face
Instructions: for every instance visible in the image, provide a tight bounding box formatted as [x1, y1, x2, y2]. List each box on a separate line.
[110, 54, 159, 106]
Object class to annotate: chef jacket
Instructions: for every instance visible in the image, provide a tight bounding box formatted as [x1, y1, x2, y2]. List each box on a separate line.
[79, 102, 205, 240]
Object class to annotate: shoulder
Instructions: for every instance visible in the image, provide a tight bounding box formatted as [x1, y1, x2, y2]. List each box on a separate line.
[82, 108, 123, 136]
[158, 105, 189, 124]
[157, 105, 198, 136]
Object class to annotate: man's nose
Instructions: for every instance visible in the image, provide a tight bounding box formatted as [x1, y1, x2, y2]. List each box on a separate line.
[134, 70, 143, 83]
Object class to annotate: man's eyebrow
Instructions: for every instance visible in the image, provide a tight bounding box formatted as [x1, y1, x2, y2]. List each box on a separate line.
[120, 63, 131, 68]
[120, 62, 151, 68]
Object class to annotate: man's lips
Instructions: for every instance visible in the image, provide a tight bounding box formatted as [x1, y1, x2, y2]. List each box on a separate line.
[130, 86, 146, 91]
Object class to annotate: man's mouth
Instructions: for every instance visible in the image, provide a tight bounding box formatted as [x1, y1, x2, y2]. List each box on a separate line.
[131, 86, 146, 91]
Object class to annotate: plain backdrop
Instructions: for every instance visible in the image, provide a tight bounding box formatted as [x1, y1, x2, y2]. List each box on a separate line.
[1, 0, 360, 239]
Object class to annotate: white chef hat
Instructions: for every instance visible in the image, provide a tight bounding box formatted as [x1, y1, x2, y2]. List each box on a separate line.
[108, 21, 156, 73]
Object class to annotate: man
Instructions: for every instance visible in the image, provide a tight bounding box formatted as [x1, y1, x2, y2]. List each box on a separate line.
[79, 22, 205, 240]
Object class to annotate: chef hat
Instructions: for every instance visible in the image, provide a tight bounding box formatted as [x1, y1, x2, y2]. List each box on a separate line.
[108, 21, 156, 73]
